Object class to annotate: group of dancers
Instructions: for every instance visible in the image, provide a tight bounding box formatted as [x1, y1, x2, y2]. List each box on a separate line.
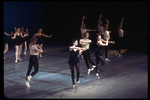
[68, 14, 125, 88]
[4, 27, 52, 62]
[4, 14, 125, 88]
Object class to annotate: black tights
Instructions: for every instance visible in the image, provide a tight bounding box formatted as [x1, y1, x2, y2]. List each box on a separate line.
[26, 55, 39, 80]
[95, 56, 105, 73]
[69, 63, 80, 85]
[103, 46, 108, 58]
[82, 50, 95, 69]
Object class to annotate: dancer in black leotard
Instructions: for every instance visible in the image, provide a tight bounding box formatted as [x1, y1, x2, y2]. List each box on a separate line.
[20, 27, 29, 55]
[34, 28, 52, 58]
[91, 33, 115, 78]
[11, 27, 28, 63]
[68, 39, 85, 88]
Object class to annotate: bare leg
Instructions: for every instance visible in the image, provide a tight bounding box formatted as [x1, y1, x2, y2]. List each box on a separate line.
[15, 45, 19, 63]
[4, 43, 8, 59]
[24, 41, 27, 55]
[18, 45, 22, 61]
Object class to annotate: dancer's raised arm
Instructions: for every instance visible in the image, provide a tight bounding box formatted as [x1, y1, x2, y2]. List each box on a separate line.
[119, 17, 125, 29]
[81, 16, 86, 29]
[98, 14, 102, 26]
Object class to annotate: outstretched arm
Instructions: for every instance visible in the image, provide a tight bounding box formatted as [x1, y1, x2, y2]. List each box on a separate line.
[4, 32, 13, 36]
[87, 29, 96, 31]
[42, 33, 52, 38]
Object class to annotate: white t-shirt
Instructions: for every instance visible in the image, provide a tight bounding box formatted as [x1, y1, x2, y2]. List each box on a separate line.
[29, 44, 38, 55]
[97, 26, 104, 34]
[103, 30, 110, 40]
[80, 39, 90, 49]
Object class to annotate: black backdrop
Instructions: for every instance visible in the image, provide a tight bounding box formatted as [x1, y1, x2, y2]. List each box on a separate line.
[3, 1, 148, 51]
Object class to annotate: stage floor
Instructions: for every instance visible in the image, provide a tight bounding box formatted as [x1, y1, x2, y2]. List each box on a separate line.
[3, 45, 148, 99]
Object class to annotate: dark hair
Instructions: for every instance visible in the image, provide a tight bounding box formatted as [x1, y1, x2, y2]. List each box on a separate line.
[83, 32, 88, 38]
[72, 39, 77, 45]
[30, 36, 38, 44]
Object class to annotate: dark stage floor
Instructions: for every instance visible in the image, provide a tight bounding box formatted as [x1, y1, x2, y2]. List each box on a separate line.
[3, 45, 148, 99]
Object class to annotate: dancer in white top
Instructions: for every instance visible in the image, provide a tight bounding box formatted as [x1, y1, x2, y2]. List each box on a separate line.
[79, 32, 96, 74]
[103, 20, 112, 61]
[115, 17, 125, 57]
[26, 36, 43, 88]
[80, 16, 96, 38]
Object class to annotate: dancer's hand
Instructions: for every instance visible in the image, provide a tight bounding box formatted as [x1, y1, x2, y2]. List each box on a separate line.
[49, 35, 52, 38]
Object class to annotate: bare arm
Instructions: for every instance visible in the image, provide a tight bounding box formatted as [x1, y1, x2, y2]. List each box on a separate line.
[87, 29, 97, 32]
[98, 14, 102, 26]
[4, 32, 13, 36]
[11, 33, 16, 39]
[119, 17, 125, 29]
[81, 16, 85, 29]
[35, 44, 43, 53]
[42, 33, 52, 38]
[98, 39, 108, 46]
[79, 39, 91, 45]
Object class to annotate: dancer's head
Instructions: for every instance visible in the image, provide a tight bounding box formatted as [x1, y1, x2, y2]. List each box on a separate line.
[83, 32, 89, 39]
[30, 36, 38, 44]
[38, 28, 42, 33]
[72, 39, 78, 46]
[16, 27, 20, 33]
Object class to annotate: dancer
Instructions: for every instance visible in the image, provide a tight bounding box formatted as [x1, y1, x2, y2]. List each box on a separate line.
[26, 36, 43, 88]
[97, 14, 104, 35]
[11, 27, 28, 63]
[34, 28, 52, 58]
[115, 17, 125, 57]
[68, 39, 85, 88]
[91, 33, 114, 78]
[103, 19, 111, 61]
[4, 32, 13, 59]
[20, 27, 29, 55]
[79, 32, 96, 74]
[80, 16, 96, 38]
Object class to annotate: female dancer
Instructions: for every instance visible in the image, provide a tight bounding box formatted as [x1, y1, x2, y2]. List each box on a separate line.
[4, 32, 13, 59]
[103, 19, 112, 61]
[91, 33, 114, 78]
[115, 17, 125, 57]
[11, 27, 28, 63]
[68, 39, 85, 88]
[34, 28, 52, 58]
[20, 27, 29, 55]
[80, 16, 96, 38]
[79, 32, 96, 74]
[26, 36, 43, 88]
[97, 14, 104, 35]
